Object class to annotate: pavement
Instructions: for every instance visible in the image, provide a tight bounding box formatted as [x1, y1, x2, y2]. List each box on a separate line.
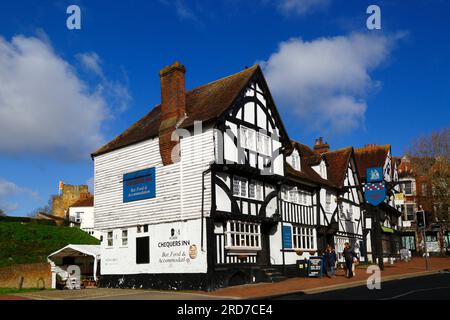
[206, 257, 450, 299]
[2, 257, 450, 300]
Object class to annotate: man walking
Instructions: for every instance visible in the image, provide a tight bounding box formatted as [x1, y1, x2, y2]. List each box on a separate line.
[342, 242, 358, 278]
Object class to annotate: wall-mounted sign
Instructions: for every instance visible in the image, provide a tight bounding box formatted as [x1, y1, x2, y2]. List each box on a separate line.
[365, 181, 386, 206]
[123, 168, 156, 203]
[308, 256, 323, 277]
[283, 225, 292, 249]
[394, 192, 405, 205]
[367, 167, 383, 183]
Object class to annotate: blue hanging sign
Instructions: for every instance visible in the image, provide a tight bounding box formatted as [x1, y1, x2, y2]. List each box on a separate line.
[282, 225, 292, 249]
[123, 168, 156, 203]
[366, 167, 383, 183]
[364, 181, 386, 206]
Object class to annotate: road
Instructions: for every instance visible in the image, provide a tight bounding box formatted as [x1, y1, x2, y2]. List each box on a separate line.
[273, 272, 450, 300]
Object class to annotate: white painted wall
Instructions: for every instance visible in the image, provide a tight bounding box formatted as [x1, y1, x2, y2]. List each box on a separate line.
[100, 219, 207, 275]
[94, 128, 215, 230]
[68, 206, 101, 239]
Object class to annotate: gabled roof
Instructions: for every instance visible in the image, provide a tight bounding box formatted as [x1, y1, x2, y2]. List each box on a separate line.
[285, 140, 337, 189]
[354, 145, 391, 179]
[92, 65, 261, 157]
[70, 196, 94, 208]
[322, 147, 353, 188]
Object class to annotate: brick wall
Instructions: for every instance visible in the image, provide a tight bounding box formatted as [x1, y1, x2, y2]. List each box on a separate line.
[0, 263, 52, 289]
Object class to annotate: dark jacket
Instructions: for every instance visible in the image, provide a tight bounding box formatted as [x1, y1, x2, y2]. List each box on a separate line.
[324, 250, 337, 267]
[343, 247, 357, 261]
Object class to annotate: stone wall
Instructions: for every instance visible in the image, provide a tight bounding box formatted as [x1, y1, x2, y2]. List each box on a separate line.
[0, 263, 52, 289]
[52, 185, 90, 218]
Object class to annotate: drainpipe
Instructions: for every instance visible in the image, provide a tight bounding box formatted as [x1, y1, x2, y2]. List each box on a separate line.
[201, 167, 212, 252]
[277, 183, 286, 275]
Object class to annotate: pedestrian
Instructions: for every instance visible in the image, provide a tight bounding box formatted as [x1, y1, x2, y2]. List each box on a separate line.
[342, 242, 358, 278]
[324, 245, 337, 278]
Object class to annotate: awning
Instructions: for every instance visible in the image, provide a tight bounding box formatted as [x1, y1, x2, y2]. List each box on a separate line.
[382, 227, 395, 234]
[48, 244, 100, 260]
[48, 245, 101, 281]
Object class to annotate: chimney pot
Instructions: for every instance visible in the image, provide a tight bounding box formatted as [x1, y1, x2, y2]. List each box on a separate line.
[313, 137, 330, 154]
[159, 61, 187, 166]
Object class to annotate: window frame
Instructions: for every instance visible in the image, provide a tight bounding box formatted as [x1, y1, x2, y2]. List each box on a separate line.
[325, 191, 332, 212]
[224, 220, 262, 252]
[292, 225, 316, 250]
[107, 231, 113, 247]
[121, 229, 128, 247]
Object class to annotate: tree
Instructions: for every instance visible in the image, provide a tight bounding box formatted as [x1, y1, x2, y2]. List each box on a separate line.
[406, 128, 450, 252]
[27, 197, 53, 218]
[0, 209, 6, 217]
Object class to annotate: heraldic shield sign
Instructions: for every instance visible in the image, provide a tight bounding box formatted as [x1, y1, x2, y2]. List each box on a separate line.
[365, 167, 386, 206]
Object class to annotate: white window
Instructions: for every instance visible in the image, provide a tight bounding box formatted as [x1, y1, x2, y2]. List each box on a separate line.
[257, 132, 271, 156]
[240, 126, 255, 151]
[233, 176, 248, 198]
[75, 212, 82, 223]
[291, 154, 301, 171]
[121, 229, 128, 246]
[248, 180, 263, 201]
[255, 182, 263, 200]
[292, 226, 316, 250]
[289, 189, 299, 203]
[325, 192, 332, 212]
[107, 231, 113, 247]
[225, 221, 261, 251]
[348, 205, 354, 220]
[403, 181, 413, 195]
[320, 161, 326, 178]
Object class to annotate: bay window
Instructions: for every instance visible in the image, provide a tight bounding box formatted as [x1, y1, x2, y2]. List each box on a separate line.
[225, 221, 261, 251]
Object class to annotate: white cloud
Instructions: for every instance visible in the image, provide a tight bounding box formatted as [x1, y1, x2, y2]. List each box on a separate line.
[77, 52, 103, 77]
[0, 178, 38, 214]
[261, 32, 403, 133]
[0, 35, 129, 160]
[77, 52, 132, 113]
[159, 0, 201, 24]
[276, 0, 330, 16]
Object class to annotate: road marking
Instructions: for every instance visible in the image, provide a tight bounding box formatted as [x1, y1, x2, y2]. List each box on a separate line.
[381, 285, 450, 300]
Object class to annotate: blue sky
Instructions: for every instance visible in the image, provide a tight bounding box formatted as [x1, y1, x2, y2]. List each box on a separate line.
[0, 0, 449, 216]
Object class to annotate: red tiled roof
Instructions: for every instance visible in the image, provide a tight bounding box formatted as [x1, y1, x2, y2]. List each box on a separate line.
[354, 145, 391, 179]
[286, 140, 337, 189]
[322, 147, 353, 188]
[92, 65, 260, 157]
[70, 196, 94, 208]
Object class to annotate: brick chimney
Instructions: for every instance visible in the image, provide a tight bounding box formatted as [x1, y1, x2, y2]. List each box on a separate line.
[313, 137, 330, 154]
[159, 61, 186, 165]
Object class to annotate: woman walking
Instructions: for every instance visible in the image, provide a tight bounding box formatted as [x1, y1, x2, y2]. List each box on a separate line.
[324, 245, 337, 278]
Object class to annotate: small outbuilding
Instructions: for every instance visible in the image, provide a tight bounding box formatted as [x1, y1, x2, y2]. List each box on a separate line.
[48, 244, 101, 289]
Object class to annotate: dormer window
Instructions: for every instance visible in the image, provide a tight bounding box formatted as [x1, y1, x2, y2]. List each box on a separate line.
[319, 161, 326, 178]
[292, 154, 301, 171]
